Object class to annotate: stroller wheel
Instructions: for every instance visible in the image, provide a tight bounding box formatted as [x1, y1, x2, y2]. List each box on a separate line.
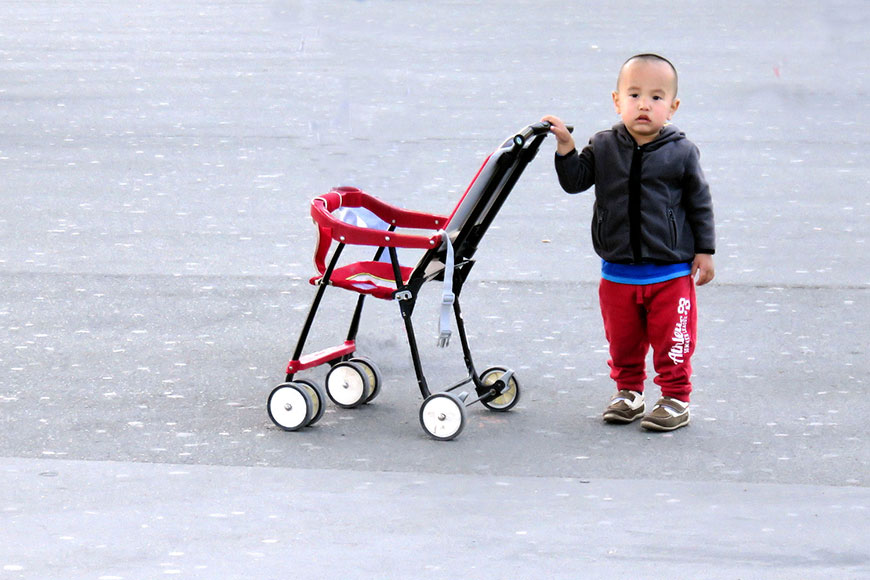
[325, 361, 371, 408]
[294, 379, 326, 426]
[419, 392, 466, 441]
[480, 366, 521, 412]
[351, 357, 382, 403]
[267, 383, 314, 431]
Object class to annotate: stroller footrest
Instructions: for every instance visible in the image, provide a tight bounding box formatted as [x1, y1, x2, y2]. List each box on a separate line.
[287, 341, 356, 373]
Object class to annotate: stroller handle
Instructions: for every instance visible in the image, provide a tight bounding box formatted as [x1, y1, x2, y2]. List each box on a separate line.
[512, 121, 574, 147]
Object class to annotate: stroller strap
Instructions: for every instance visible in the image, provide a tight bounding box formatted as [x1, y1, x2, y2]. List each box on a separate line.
[437, 230, 455, 348]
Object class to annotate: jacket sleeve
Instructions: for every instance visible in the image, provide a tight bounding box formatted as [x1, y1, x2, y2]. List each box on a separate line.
[554, 141, 595, 194]
[682, 144, 716, 254]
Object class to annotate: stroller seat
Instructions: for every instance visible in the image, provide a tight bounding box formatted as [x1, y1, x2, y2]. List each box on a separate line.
[267, 121, 567, 440]
[307, 186, 447, 299]
[313, 261, 412, 299]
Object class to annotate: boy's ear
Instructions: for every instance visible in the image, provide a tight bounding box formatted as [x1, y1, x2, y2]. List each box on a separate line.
[612, 90, 621, 114]
[668, 97, 681, 119]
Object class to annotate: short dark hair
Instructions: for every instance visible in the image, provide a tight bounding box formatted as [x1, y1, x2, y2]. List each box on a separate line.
[618, 53, 678, 96]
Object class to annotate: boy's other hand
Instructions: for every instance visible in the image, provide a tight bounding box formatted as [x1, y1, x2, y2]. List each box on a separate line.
[541, 115, 576, 155]
[692, 254, 715, 285]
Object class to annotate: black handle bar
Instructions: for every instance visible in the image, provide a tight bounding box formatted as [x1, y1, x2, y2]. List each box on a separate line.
[529, 121, 574, 135]
[512, 121, 574, 148]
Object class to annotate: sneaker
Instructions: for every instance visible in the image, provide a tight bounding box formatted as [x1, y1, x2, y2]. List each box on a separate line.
[602, 390, 645, 424]
[641, 397, 690, 431]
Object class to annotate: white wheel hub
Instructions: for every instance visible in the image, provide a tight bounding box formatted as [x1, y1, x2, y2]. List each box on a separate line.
[420, 393, 465, 440]
[327, 363, 368, 407]
[268, 385, 310, 430]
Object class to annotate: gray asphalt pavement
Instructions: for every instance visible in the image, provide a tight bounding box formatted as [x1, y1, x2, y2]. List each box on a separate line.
[1, 1, 868, 578]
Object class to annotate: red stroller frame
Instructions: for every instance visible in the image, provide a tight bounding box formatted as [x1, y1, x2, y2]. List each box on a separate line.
[268, 121, 564, 440]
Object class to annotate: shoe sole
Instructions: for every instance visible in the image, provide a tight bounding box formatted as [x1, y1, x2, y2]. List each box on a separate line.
[640, 416, 690, 431]
[603, 411, 644, 424]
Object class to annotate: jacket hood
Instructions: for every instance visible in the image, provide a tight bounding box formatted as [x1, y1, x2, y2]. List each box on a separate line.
[613, 122, 684, 151]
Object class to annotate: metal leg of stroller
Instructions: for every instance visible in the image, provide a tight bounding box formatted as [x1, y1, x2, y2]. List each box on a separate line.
[452, 296, 476, 379]
[398, 297, 431, 399]
[393, 280, 485, 404]
[344, 294, 366, 347]
[388, 246, 432, 399]
[447, 296, 479, 401]
[286, 229, 399, 382]
[344, 228, 395, 348]
[439, 296, 492, 405]
[285, 243, 346, 382]
[444, 294, 516, 407]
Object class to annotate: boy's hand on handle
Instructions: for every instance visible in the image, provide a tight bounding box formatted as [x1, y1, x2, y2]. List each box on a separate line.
[692, 254, 715, 286]
[541, 115, 576, 156]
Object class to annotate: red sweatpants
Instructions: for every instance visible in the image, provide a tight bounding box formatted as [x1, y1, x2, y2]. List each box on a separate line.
[598, 276, 697, 402]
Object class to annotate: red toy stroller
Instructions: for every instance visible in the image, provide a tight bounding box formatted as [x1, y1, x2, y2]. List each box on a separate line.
[268, 121, 565, 440]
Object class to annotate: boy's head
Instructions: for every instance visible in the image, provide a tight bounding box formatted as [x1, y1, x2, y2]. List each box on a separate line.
[612, 54, 680, 145]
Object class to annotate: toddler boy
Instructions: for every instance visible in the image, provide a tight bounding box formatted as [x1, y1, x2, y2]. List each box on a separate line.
[542, 53, 715, 431]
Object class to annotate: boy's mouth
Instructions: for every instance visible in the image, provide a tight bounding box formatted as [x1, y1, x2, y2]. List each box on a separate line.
[636, 115, 651, 123]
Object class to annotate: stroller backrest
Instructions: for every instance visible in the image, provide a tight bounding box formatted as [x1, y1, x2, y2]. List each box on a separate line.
[443, 139, 514, 239]
[412, 123, 551, 283]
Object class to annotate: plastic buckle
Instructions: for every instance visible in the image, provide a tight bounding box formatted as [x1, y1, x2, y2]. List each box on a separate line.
[441, 292, 455, 306]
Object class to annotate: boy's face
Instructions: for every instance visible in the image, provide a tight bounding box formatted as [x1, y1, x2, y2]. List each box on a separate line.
[612, 59, 680, 145]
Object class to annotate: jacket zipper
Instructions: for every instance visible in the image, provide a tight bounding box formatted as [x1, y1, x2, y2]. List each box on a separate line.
[628, 145, 644, 262]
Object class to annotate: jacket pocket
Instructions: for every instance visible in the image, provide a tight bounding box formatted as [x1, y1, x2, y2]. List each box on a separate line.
[667, 208, 678, 249]
[594, 207, 609, 252]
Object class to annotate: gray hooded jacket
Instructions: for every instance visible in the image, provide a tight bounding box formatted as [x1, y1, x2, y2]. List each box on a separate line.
[555, 123, 715, 265]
